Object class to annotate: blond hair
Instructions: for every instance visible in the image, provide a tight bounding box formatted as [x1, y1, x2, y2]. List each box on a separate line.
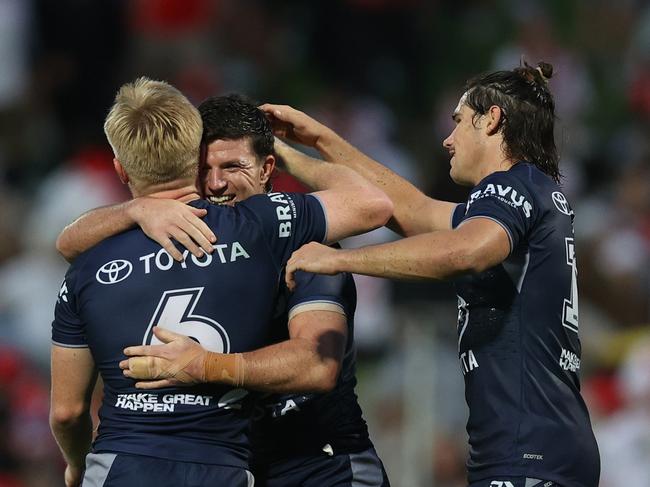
[104, 77, 202, 189]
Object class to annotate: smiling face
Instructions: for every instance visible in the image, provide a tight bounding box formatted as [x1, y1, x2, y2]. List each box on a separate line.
[442, 94, 489, 187]
[202, 137, 274, 206]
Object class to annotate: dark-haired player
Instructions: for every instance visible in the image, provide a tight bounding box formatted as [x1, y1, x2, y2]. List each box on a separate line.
[55, 94, 390, 486]
[200, 95, 390, 487]
[49, 81, 392, 487]
[262, 63, 600, 487]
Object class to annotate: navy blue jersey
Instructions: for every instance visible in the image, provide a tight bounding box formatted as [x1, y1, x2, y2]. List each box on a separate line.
[250, 269, 371, 467]
[451, 163, 599, 486]
[52, 193, 327, 468]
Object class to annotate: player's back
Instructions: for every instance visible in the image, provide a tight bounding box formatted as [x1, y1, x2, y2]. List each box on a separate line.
[52, 194, 327, 468]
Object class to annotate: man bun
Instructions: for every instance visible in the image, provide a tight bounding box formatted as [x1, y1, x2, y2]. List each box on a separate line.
[535, 62, 553, 83]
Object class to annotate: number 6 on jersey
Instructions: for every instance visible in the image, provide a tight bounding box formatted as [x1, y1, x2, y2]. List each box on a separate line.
[143, 287, 230, 352]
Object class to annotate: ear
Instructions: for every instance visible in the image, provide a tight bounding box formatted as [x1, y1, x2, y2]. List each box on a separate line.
[196, 143, 209, 197]
[485, 105, 505, 135]
[113, 158, 130, 185]
[260, 154, 276, 186]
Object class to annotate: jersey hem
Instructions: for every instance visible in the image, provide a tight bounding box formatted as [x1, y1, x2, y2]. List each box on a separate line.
[51, 340, 89, 348]
[92, 444, 248, 469]
[288, 301, 346, 321]
[468, 467, 592, 487]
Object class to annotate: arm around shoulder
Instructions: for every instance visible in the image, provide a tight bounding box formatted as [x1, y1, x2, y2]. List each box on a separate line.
[312, 164, 394, 244]
[56, 197, 214, 263]
[56, 202, 135, 262]
[273, 140, 392, 243]
[264, 106, 454, 236]
[315, 130, 457, 236]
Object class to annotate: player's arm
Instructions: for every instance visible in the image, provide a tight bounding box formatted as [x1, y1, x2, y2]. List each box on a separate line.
[120, 310, 347, 393]
[56, 193, 216, 263]
[262, 104, 456, 236]
[285, 218, 511, 288]
[241, 309, 347, 392]
[49, 345, 97, 487]
[273, 140, 393, 244]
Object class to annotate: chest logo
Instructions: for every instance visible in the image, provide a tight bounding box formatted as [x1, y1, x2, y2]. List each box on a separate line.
[552, 191, 572, 216]
[96, 259, 133, 284]
[467, 184, 533, 218]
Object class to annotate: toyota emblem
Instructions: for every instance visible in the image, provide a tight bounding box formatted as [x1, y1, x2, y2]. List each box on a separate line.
[96, 259, 133, 285]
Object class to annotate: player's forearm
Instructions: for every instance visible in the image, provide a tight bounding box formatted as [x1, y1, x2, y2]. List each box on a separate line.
[333, 231, 479, 281]
[205, 340, 339, 393]
[314, 131, 454, 235]
[56, 202, 138, 262]
[276, 142, 355, 193]
[50, 411, 93, 469]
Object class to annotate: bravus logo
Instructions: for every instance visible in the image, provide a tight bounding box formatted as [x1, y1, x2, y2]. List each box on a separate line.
[467, 184, 533, 218]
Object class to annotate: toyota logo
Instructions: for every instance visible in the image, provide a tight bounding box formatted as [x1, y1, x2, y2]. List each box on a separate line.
[96, 259, 133, 285]
[551, 191, 572, 216]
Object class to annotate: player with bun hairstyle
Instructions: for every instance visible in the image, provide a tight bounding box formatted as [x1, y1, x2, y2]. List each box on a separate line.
[463, 61, 560, 182]
[260, 61, 600, 487]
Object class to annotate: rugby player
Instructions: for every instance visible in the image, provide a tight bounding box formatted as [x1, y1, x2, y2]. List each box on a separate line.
[261, 63, 601, 487]
[58, 94, 390, 486]
[49, 79, 392, 487]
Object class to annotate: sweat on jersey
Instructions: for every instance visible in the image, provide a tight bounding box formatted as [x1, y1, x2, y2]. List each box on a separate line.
[52, 193, 327, 469]
[451, 163, 600, 487]
[250, 269, 372, 468]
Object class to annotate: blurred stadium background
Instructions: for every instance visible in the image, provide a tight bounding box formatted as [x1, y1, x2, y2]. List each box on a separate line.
[0, 0, 649, 485]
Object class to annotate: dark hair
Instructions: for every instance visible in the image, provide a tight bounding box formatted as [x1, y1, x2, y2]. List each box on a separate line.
[198, 93, 274, 159]
[464, 61, 560, 182]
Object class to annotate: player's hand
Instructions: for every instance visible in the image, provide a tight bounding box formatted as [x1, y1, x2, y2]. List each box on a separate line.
[127, 197, 217, 262]
[259, 104, 332, 148]
[120, 327, 207, 389]
[286, 242, 341, 291]
[64, 464, 83, 487]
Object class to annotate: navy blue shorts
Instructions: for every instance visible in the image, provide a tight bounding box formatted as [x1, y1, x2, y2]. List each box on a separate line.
[82, 452, 254, 487]
[253, 446, 390, 487]
[468, 478, 561, 487]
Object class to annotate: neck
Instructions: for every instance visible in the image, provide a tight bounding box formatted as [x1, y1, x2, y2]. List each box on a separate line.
[474, 158, 516, 185]
[131, 180, 201, 203]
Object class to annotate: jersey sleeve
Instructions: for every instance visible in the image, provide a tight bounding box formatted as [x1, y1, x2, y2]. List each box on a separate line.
[451, 203, 467, 229]
[287, 271, 347, 322]
[238, 192, 328, 265]
[52, 264, 87, 348]
[457, 171, 537, 251]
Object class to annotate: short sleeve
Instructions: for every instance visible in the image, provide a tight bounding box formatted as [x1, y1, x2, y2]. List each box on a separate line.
[52, 265, 87, 348]
[458, 172, 537, 251]
[238, 192, 328, 265]
[451, 203, 467, 229]
[287, 271, 347, 322]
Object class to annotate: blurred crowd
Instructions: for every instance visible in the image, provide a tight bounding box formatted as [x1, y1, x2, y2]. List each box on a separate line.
[0, 0, 648, 485]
